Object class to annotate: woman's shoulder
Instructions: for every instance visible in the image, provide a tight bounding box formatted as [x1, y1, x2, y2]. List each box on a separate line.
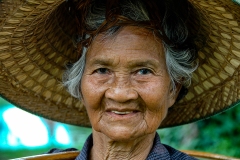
[162, 144, 198, 160]
[147, 133, 197, 160]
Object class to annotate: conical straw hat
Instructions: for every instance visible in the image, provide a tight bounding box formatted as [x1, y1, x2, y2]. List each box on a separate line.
[0, 0, 239, 128]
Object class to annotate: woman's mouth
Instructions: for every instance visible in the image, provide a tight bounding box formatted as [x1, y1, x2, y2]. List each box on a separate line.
[106, 110, 140, 120]
[103, 109, 142, 122]
[111, 111, 134, 115]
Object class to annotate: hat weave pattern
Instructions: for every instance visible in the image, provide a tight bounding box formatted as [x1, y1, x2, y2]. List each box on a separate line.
[163, 0, 240, 127]
[0, 0, 239, 128]
[0, 0, 90, 126]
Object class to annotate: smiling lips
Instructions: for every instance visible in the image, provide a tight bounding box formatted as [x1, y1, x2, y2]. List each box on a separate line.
[111, 110, 134, 115]
[107, 109, 140, 116]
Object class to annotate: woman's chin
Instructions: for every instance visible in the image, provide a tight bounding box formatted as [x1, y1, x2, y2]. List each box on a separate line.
[98, 125, 146, 142]
[92, 114, 158, 142]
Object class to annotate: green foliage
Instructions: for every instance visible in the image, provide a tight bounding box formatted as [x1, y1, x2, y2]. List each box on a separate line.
[0, 97, 9, 106]
[193, 103, 240, 157]
[158, 103, 240, 158]
[0, 148, 48, 160]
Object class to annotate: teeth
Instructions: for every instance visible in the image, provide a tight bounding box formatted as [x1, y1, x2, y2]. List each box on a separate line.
[111, 111, 132, 115]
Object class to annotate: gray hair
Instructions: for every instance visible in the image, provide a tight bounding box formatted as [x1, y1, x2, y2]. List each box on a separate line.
[63, 0, 198, 100]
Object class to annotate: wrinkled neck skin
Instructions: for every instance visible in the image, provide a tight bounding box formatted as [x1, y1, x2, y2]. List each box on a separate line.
[90, 129, 155, 160]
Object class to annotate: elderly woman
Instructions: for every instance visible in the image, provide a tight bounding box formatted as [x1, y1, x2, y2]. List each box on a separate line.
[60, 0, 198, 159]
[0, 0, 239, 159]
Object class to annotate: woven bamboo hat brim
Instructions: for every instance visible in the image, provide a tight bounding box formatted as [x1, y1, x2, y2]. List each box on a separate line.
[0, 0, 239, 128]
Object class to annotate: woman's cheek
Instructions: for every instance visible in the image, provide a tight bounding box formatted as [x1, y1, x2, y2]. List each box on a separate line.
[81, 75, 107, 110]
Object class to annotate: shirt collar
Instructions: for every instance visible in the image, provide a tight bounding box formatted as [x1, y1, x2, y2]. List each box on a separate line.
[75, 134, 93, 160]
[75, 132, 196, 160]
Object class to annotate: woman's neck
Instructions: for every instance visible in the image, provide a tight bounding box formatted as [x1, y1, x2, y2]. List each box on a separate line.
[90, 130, 155, 160]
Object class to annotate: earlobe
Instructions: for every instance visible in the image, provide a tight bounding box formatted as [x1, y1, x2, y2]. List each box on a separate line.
[174, 83, 183, 100]
[168, 83, 182, 108]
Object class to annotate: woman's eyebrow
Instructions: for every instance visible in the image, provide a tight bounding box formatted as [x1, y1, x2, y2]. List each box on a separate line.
[128, 60, 160, 68]
[89, 57, 161, 68]
[89, 58, 113, 66]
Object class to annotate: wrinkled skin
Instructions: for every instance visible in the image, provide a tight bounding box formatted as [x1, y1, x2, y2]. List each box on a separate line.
[81, 26, 180, 159]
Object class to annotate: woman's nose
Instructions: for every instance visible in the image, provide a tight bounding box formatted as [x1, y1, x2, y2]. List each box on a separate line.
[105, 80, 138, 103]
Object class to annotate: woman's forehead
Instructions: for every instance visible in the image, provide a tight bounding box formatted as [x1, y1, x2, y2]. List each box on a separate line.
[84, 26, 167, 70]
[88, 26, 164, 56]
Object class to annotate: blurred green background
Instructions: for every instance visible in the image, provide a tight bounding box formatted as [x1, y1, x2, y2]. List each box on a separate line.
[0, 97, 239, 159]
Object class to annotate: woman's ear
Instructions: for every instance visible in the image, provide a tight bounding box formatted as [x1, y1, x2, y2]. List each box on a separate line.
[168, 83, 182, 108]
[174, 83, 183, 100]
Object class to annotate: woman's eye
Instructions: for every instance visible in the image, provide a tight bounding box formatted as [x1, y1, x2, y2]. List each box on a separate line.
[95, 68, 110, 74]
[137, 68, 152, 75]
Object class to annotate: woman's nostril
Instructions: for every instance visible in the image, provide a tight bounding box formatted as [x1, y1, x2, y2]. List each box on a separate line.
[105, 87, 138, 102]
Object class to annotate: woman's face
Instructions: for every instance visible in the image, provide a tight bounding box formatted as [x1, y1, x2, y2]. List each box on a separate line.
[81, 26, 178, 141]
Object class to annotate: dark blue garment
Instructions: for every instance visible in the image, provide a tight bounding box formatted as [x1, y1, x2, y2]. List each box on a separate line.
[48, 133, 198, 160]
[76, 133, 197, 160]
